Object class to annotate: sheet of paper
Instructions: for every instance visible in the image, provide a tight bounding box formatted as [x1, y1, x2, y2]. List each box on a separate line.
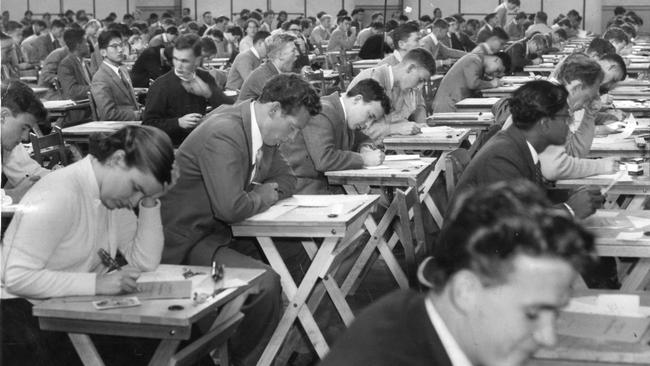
[556, 311, 650, 343]
[384, 154, 421, 161]
[586, 172, 633, 182]
[592, 210, 620, 218]
[42, 100, 75, 108]
[582, 217, 626, 229]
[627, 216, 650, 229]
[281, 195, 367, 207]
[364, 165, 391, 170]
[616, 231, 644, 241]
[248, 204, 296, 221]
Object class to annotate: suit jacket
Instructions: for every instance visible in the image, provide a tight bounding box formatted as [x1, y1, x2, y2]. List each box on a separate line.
[505, 40, 529, 74]
[432, 53, 494, 113]
[143, 68, 233, 146]
[420, 35, 466, 60]
[225, 48, 262, 91]
[237, 61, 280, 102]
[476, 24, 494, 44]
[453, 126, 541, 204]
[319, 290, 453, 366]
[91, 62, 139, 121]
[22, 33, 59, 64]
[494, 3, 509, 28]
[148, 33, 173, 48]
[327, 28, 355, 52]
[130, 46, 172, 88]
[160, 100, 296, 264]
[505, 20, 525, 40]
[57, 54, 91, 100]
[280, 93, 369, 194]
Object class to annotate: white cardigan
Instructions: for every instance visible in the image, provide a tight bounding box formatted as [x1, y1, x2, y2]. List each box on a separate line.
[1, 156, 164, 299]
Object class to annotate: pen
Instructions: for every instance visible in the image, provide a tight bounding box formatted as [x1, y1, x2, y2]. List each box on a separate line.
[251, 181, 284, 195]
[98, 248, 122, 272]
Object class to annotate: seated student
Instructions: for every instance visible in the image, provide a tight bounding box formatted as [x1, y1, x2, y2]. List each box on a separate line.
[449, 14, 476, 52]
[603, 27, 630, 54]
[420, 19, 466, 68]
[525, 11, 553, 38]
[494, 0, 520, 28]
[505, 11, 528, 40]
[225, 30, 269, 91]
[379, 23, 420, 66]
[476, 13, 498, 43]
[130, 44, 173, 87]
[91, 30, 141, 121]
[356, 14, 383, 48]
[57, 28, 92, 100]
[320, 180, 596, 366]
[281, 79, 391, 194]
[310, 13, 332, 50]
[597, 52, 627, 94]
[237, 33, 297, 102]
[143, 34, 233, 146]
[1, 82, 49, 202]
[327, 16, 357, 53]
[160, 74, 321, 366]
[239, 18, 259, 53]
[471, 26, 509, 55]
[348, 48, 436, 141]
[148, 25, 178, 48]
[505, 33, 547, 74]
[37, 45, 69, 98]
[454, 80, 603, 219]
[432, 52, 509, 113]
[2, 125, 175, 366]
[357, 27, 393, 60]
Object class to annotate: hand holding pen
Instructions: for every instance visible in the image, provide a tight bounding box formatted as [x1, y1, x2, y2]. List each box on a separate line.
[96, 249, 140, 294]
[252, 181, 281, 206]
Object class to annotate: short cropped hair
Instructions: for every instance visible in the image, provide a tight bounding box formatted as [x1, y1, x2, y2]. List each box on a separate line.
[535, 11, 548, 23]
[198, 36, 217, 56]
[491, 27, 509, 41]
[391, 23, 419, 50]
[587, 37, 616, 57]
[510, 80, 569, 130]
[174, 33, 202, 57]
[603, 27, 630, 44]
[432, 19, 449, 30]
[97, 30, 122, 50]
[515, 12, 527, 20]
[337, 16, 351, 25]
[425, 180, 596, 291]
[556, 53, 605, 87]
[63, 28, 85, 51]
[0, 81, 47, 122]
[266, 32, 296, 59]
[370, 21, 385, 31]
[258, 73, 322, 116]
[507, 0, 521, 5]
[347, 79, 391, 114]
[402, 48, 436, 75]
[352, 8, 365, 16]
[253, 30, 270, 44]
[51, 19, 66, 29]
[601, 52, 627, 81]
[484, 13, 497, 22]
[493, 51, 512, 74]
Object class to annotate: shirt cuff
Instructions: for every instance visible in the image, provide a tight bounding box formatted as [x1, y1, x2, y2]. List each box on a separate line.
[563, 202, 576, 218]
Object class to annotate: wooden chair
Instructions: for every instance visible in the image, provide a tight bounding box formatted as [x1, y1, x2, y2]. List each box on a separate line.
[444, 148, 471, 199]
[30, 126, 69, 169]
[88, 91, 99, 121]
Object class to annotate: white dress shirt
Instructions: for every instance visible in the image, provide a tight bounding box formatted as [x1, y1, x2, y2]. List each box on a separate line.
[425, 298, 474, 366]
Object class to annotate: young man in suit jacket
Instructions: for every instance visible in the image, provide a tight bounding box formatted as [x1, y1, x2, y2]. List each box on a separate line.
[238, 32, 298, 102]
[476, 13, 498, 43]
[281, 79, 391, 194]
[91, 30, 141, 121]
[432, 52, 509, 113]
[21, 19, 64, 65]
[225, 30, 268, 91]
[57, 28, 91, 101]
[321, 180, 597, 366]
[160, 74, 321, 366]
[419, 19, 466, 68]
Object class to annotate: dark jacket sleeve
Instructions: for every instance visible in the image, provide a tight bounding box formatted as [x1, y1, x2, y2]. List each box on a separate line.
[203, 71, 235, 107]
[58, 58, 89, 100]
[142, 78, 185, 142]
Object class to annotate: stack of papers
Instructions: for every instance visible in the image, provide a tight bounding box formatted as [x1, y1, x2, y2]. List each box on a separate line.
[43, 100, 76, 109]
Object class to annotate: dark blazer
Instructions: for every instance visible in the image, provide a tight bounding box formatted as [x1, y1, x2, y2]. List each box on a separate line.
[433, 53, 494, 113]
[237, 61, 280, 102]
[91, 62, 139, 121]
[420, 35, 467, 60]
[22, 33, 59, 64]
[130, 46, 171, 88]
[453, 126, 541, 203]
[476, 24, 494, 44]
[505, 40, 530, 74]
[142, 68, 233, 146]
[160, 100, 296, 264]
[57, 54, 90, 100]
[281, 93, 370, 194]
[358, 34, 392, 60]
[319, 290, 453, 366]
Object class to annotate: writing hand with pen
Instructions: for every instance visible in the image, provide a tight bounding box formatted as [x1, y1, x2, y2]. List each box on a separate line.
[95, 249, 141, 295]
[252, 181, 281, 206]
[360, 145, 385, 166]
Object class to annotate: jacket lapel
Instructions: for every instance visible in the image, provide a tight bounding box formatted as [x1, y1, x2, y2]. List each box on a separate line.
[240, 101, 255, 183]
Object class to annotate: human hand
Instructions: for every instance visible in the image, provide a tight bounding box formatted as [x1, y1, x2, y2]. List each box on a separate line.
[360, 147, 385, 166]
[566, 186, 604, 219]
[389, 121, 422, 135]
[490, 78, 500, 88]
[95, 268, 141, 295]
[181, 76, 212, 98]
[253, 182, 279, 206]
[531, 57, 542, 65]
[178, 113, 203, 129]
[141, 162, 180, 207]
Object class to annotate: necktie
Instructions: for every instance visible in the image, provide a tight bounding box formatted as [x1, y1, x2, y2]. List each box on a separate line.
[250, 148, 263, 183]
[119, 67, 138, 107]
[79, 58, 92, 85]
[535, 161, 543, 185]
[53, 39, 60, 49]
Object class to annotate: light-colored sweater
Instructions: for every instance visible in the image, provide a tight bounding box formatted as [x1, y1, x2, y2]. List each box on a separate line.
[2, 156, 163, 299]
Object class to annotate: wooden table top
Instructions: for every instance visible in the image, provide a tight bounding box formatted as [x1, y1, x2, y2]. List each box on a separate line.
[609, 86, 650, 100]
[581, 210, 650, 257]
[589, 138, 647, 158]
[627, 63, 650, 73]
[62, 121, 142, 136]
[533, 289, 650, 365]
[455, 97, 500, 112]
[524, 64, 556, 73]
[427, 112, 494, 130]
[480, 85, 520, 98]
[383, 127, 471, 151]
[501, 75, 547, 84]
[231, 194, 379, 238]
[612, 100, 650, 113]
[555, 173, 650, 195]
[42, 99, 91, 112]
[326, 156, 436, 187]
[33, 265, 263, 328]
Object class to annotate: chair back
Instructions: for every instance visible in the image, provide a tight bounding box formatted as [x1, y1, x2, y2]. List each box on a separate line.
[30, 126, 69, 169]
[87, 91, 99, 121]
[444, 148, 471, 199]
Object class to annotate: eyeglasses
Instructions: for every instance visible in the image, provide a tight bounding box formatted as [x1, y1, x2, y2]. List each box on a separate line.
[108, 42, 126, 49]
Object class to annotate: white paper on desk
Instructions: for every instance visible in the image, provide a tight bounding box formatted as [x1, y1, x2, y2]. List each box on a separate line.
[627, 216, 650, 229]
[592, 210, 620, 218]
[249, 205, 296, 221]
[582, 217, 626, 229]
[384, 154, 421, 161]
[556, 311, 650, 343]
[616, 231, 644, 241]
[585, 172, 634, 182]
[564, 295, 648, 317]
[420, 126, 455, 134]
[42, 100, 75, 108]
[364, 165, 391, 170]
[595, 115, 637, 141]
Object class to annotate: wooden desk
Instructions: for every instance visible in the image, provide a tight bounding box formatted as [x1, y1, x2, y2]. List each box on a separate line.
[326, 157, 437, 290]
[383, 127, 471, 153]
[524, 63, 556, 74]
[627, 63, 650, 74]
[30, 86, 49, 97]
[62, 121, 142, 143]
[231, 195, 379, 365]
[589, 138, 647, 158]
[427, 112, 494, 131]
[581, 210, 650, 291]
[33, 264, 263, 366]
[611, 100, 650, 115]
[455, 97, 500, 112]
[609, 86, 650, 100]
[43, 99, 92, 126]
[532, 290, 650, 365]
[480, 85, 519, 98]
[554, 173, 650, 210]
[501, 75, 545, 85]
[617, 78, 650, 87]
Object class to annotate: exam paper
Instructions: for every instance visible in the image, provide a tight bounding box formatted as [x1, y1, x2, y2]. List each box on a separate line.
[584, 172, 633, 182]
[627, 216, 650, 229]
[595, 114, 638, 141]
[384, 155, 421, 161]
[556, 312, 650, 343]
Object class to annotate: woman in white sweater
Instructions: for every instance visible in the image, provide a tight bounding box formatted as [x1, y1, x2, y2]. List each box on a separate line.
[2, 125, 175, 365]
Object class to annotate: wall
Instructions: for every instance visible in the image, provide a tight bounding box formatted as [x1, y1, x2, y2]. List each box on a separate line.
[602, 0, 650, 35]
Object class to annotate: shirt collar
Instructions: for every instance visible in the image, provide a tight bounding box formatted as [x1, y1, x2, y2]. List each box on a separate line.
[387, 65, 394, 89]
[251, 46, 260, 59]
[425, 298, 474, 366]
[392, 49, 403, 63]
[429, 32, 439, 45]
[249, 101, 263, 166]
[339, 95, 347, 123]
[103, 60, 121, 76]
[49, 33, 56, 43]
[486, 24, 493, 31]
[526, 140, 539, 164]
